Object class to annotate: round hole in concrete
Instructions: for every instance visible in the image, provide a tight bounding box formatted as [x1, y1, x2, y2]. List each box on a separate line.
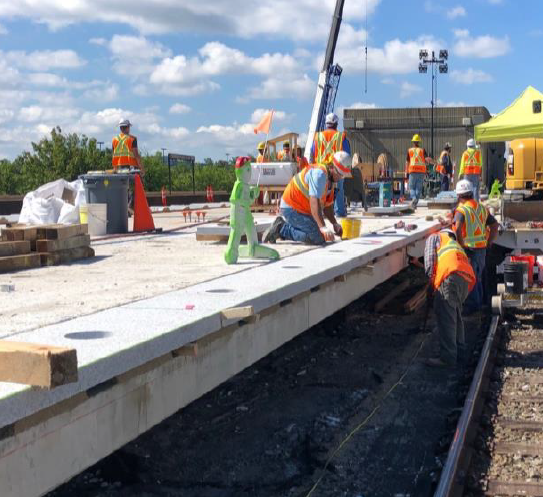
[64, 331, 112, 340]
[206, 289, 235, 293]
[282, 265, 302, 269]
[328, 250, 345, 253]
[353, 240, 383, 245]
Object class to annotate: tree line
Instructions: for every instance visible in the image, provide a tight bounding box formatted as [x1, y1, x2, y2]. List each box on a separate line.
[0, 127, 237, 195]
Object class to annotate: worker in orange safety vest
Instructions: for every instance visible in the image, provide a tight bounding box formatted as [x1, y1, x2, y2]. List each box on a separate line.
[436, 142, 453, 192]
[112, 118, 143, 173]
[423, 228, 476, 367]
[405, 133, 430, 209]
[256, 142, 268, 163]
[459, 138, 482, 200]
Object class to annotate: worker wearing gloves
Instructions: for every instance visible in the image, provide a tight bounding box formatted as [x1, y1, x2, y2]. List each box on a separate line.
[263, 151, 353, 245]
[424, 228, 476, 368]
[405, 134, 429, 210]
[277, 141, 292, 162]
[112, 119, 143, 173]
[436, 142, 453, 192]
[453, 179, 499, 314]
[310, 113, 351, 217]
[256, 142, 267, 163]
[459, 138, 482, 200]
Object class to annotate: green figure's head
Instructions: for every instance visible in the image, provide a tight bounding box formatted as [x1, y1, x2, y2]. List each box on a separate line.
[235, 156, 252, 183]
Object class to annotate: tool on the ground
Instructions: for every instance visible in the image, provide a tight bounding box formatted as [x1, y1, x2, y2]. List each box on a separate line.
[405, 224, 418, 232]
[394, 220, 405, 229]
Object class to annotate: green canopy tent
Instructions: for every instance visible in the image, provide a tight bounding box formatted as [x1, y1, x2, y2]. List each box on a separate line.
[475, 86, 543, 142]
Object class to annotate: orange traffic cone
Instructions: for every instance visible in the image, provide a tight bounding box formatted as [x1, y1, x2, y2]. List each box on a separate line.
[133, 174, 156, 232]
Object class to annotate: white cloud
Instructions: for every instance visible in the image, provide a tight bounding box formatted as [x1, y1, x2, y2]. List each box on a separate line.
[400, 81, 422, 98]
[453, 30, 510, 58]
[250, 108, 289, 123]
[4, 49, 85, 70]
[83, 83, 119, 102]
[89, 37, 106, 46]
[17, 105, 80, 123]
[450, 68, 493, 84]
[169, 103, 191, 114]
[437, 99, 468, 107]
[447, 6, 466, 19]
[245, 74, 314, 100]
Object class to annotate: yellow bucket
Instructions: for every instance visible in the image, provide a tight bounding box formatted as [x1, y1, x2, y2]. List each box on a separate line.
[79, 205, 88, 224]
[340, 218, 362, 240]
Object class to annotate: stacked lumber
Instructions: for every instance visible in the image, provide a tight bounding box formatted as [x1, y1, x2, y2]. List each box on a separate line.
[0, 223, 94, 273]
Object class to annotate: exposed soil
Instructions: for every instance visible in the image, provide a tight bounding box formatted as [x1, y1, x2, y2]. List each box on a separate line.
[48, 266, 486, 497]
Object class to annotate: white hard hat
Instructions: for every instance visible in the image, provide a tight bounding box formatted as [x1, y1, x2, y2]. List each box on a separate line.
[456, 179, 473, 196]
[119, 118, 132, 127]
[332, 151, 353, 178]
[466, 138, 475, 148]
[325, 113, 339, 126]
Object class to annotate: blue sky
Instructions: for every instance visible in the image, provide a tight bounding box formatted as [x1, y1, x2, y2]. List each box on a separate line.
[0, 0, 540, 161]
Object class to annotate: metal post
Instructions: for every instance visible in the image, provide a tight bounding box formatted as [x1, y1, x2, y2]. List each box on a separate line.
[191, 160, 195, 194]
[431, 53, 435, 159]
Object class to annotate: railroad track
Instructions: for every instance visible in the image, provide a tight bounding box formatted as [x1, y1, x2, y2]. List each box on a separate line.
[435, 302, 543, 497]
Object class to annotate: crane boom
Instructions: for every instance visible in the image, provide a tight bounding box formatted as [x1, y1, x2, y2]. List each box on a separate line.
[304, 0, 345, 161]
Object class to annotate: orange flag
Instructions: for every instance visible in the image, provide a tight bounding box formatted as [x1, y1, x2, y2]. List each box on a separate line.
[254, 110, 274, 134]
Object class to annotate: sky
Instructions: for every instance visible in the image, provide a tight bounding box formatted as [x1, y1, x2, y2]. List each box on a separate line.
[0, 0, 540, 161]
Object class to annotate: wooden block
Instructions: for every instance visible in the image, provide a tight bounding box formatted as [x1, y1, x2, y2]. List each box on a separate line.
[40, 246, 95, 266]
[374, 279, 410, 312]
[221, 306, 255, 320]
[36, 223, 88, 241]
[0, 341, 78, 388]
[0, 253, 41, 273]
[0, 240, 31, 257]
[171, 342, 199, 358]
[36, 234, 91, 253]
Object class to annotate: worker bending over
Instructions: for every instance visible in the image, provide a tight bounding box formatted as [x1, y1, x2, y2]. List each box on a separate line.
[459, 138, 482, 200]
[263, 151, 352, 245]
[453, 179, 499, 314]
[405, 134, 431, 209]
[424, 228, 476, 368]
[310, 113, 351, 217]
[112, 119, 143, 173]
[436, 142, 453, 192]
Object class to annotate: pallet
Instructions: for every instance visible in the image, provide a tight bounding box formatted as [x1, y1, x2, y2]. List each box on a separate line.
[0, 240, 31, 257]
[0, 253, 41, 273]
[36, 234, 91, 253]
[39, 246, 95, 267]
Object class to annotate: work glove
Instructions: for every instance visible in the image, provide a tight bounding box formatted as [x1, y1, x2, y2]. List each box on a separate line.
[332, 222, 343, 237]
[319, 227, 335, 242]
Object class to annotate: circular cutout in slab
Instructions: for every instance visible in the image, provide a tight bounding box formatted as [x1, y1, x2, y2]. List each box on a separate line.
[328, 250, 345, 253]
[64, 331, 112, 340]
[206, 289, 235, 293]
[282, 265, 302, 269]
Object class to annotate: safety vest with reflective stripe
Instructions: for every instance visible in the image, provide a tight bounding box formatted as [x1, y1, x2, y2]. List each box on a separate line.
[112, 133, 138, 167]
[456, 199, 488, 249]
[282, 163, 334, 215]
[436, 150, 448, 175]
[314, 129, 345, 165]
[433, 233, 476, 292]
[462, 148, 482, 175]
[257, 154, 265, 163]
[408, 147, 426, 174]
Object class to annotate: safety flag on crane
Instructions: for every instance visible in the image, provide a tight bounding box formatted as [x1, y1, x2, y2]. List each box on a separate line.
[254, 110, 274, 134]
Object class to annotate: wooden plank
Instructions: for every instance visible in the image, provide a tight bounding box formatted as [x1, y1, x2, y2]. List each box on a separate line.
[221, 306, 255, 321]
[0, 340, 78, 388]
[404, 283, 429, 313]
[0, 240, 31, 257]
[374, 279, 410, 312]
[1, 225, 40, 242]
[36, 234, 91, 253]
[494, 442, 543, 457]
[0, 253, 41, 273]
[39, 246, 95, 267]
[36, 223, 88, 241]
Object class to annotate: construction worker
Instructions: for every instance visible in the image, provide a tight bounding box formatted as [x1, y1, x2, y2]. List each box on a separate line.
[405, 134, 429, 209]
[112, 119, 143, 173]
[436, 142, 453, 192]
[424, 228, 476, 367]
[296, 146, 309, 172]
[459, 138, 482, 200]
[310, 113, 351, 217]
[277, 141, 292, 162]
[256, 142, 267, 163]
[453, 179, 499, 314]
[263, 151, 352, 245]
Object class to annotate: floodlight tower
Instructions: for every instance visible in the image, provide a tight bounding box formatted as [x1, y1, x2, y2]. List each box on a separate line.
[419, 49, 448, 159]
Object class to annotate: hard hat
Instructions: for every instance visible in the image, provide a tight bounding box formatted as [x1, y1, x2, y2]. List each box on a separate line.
[119, 118, 132, 127]
[258, 141, 265, 150]
[325, 113, 339, 126]
[235, 156, 251, 169]
[412, 134, 421, 142]
[283, 141, 290, 147]
[455, 179, 473, 196]
[332, 151, 353, 178]
[467, 138, 475, 148]
[444, 142, 452, 150]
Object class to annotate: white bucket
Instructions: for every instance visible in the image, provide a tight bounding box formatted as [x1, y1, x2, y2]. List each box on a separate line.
[80, 203, 107, 236]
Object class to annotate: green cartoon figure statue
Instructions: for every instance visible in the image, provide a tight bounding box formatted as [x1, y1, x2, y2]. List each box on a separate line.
[224, 156, 280, 264]
[488, 179, 503, 199]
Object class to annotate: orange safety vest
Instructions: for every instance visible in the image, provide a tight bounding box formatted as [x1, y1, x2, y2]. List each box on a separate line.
[408, 147, 427, 174]
[282, 163, 334, 215]
[257, 154, 265, 163]
[462, 148, 482, 175]
[314, 129, 345, 165]
[455, 199, 489, 249]
[436, 150, 448, 175]
[112, 133, 138, 168]
[433, 233, 476, 292]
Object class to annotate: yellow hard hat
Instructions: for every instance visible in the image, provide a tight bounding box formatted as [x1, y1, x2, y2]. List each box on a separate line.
[412, 134, 421, 142]
[258, 141, 265, 150]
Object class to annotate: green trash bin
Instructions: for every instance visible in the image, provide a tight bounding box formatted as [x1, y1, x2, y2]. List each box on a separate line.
[80, 174, 130, 234]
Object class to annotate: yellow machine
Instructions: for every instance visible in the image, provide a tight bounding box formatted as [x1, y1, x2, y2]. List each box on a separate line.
[506, 138, 543, 192]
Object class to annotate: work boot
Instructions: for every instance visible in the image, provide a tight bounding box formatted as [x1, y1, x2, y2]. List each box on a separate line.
[263, 216, 285, 244]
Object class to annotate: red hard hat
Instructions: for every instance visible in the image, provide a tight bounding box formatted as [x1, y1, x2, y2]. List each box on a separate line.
[235, 156, 251, 168]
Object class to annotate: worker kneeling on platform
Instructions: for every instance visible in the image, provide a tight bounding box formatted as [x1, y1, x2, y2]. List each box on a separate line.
[263, 151, 352, 245]
[424, 228, 476, 368]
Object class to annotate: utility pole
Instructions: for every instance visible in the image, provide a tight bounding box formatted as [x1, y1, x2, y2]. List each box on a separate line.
[418, 49, 448, 159]
[97, 141, 104, 151]
[161, 148, 171, 193]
